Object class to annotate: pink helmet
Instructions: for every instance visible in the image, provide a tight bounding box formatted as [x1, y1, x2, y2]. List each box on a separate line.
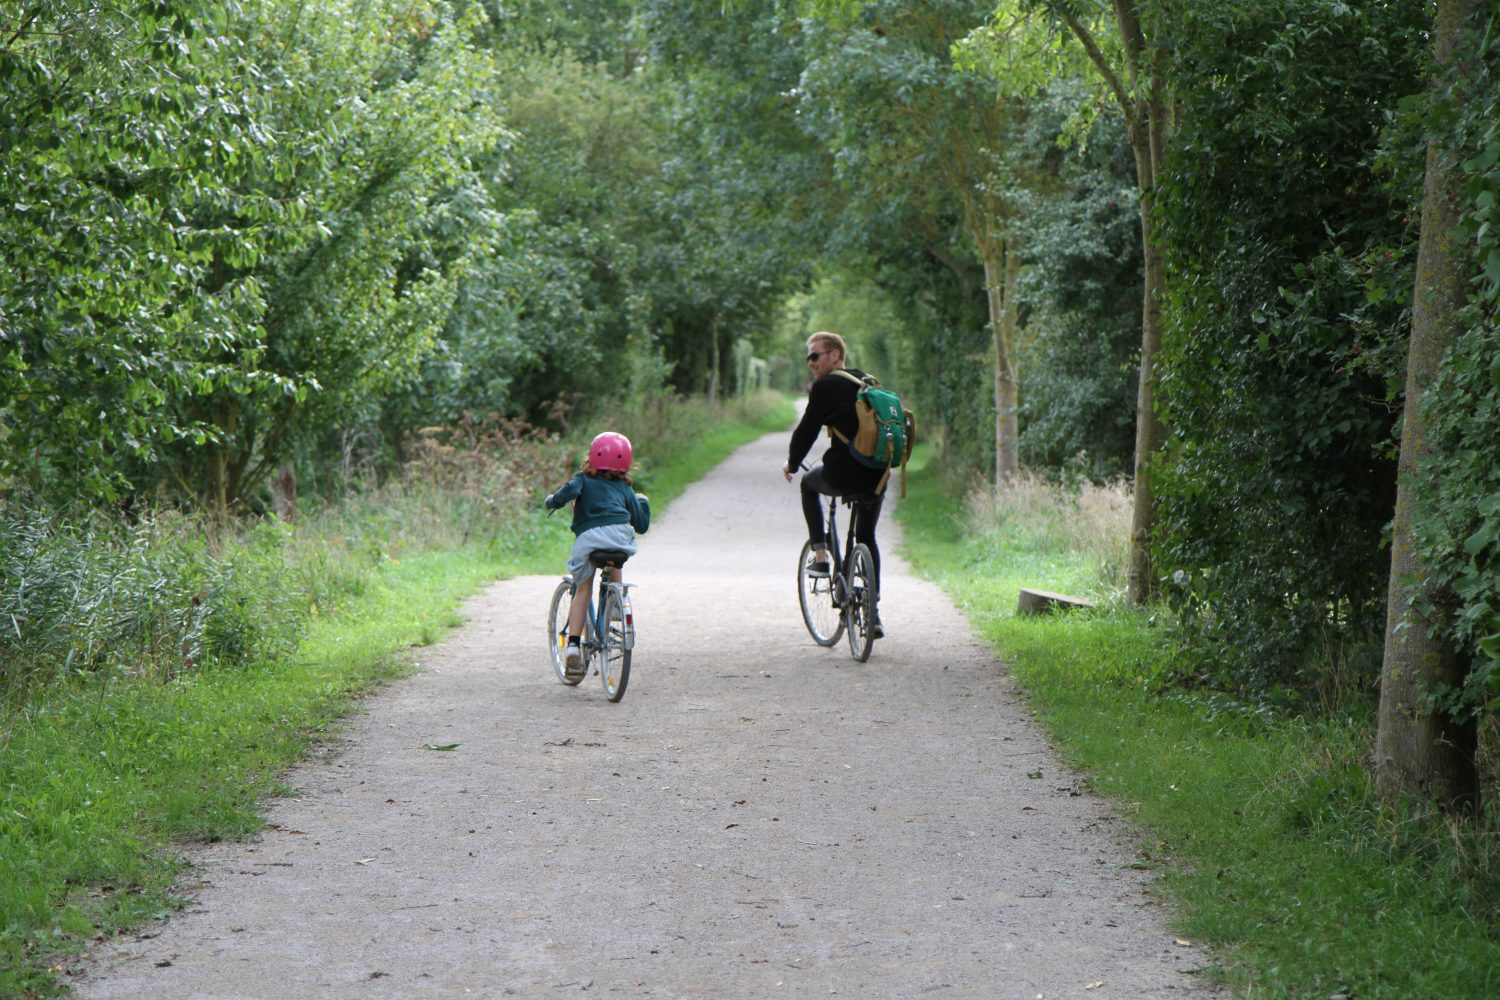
[588, 431, 633, 473]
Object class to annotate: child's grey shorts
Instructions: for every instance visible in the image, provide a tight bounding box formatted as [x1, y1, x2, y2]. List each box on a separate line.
[568, 523, 637, 585]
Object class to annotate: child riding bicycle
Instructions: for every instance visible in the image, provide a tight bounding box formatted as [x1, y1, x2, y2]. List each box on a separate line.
[544, 431, 651, 681]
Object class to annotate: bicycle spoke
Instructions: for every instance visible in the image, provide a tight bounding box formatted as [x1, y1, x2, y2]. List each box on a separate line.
[846, 544, 876, 662]
[798, 539, 844, 646]
[547, 580, 582, 685]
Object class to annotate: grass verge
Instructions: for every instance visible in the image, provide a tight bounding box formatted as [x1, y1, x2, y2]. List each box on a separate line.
[895, 459, 1500, 999]
[0, 395, 795, 998]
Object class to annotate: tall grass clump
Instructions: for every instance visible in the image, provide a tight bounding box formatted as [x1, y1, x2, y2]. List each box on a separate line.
[963, 472, 1132, 598]
[0, 504, 303, 703]
[297, 414, 578, 598]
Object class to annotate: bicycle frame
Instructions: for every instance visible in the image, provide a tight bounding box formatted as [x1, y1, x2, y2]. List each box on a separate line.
[818, 493, 867, 590]
[579, 575, 635, 653]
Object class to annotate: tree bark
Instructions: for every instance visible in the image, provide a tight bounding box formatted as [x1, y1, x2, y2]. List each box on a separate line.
[1126, 85, 1168, 604]
[1375, 0, 1480, 813]
[985, 243, 1021, 484]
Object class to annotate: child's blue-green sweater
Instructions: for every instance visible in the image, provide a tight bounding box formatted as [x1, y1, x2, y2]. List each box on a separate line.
[546, 473, 651, 536]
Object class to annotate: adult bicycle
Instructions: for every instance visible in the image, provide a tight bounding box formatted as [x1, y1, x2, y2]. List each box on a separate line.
[547, 549, 636, 701]
[797, 491, 880, 662]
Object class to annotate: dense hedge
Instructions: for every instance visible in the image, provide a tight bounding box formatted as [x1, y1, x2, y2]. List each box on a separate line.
[1152, 0, 1428, 699]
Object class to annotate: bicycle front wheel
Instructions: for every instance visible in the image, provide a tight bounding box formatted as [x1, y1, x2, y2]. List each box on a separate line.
[798, 539, 843, 647]
[845, 543, 877, 663]
[599, 588, 632, 702]
[548, 580, 582, 685]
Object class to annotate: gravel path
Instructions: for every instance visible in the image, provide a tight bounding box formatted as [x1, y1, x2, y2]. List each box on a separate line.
[76, 430, 1219, 999]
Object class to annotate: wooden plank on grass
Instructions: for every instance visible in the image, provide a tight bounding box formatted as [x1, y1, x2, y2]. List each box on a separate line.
[1016, 588, 1095, 616]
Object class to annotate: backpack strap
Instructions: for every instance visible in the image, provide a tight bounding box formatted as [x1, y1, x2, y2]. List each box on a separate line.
[828, 369, 872, 445]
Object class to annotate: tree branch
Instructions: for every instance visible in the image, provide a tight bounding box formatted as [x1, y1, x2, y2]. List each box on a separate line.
[1112, 0, 1147, 89]
[1062, 13, 1133, 130]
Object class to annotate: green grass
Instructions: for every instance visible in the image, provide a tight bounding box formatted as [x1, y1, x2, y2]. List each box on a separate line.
[0, 396, 796, 998]
[895, 460, 1500, 999]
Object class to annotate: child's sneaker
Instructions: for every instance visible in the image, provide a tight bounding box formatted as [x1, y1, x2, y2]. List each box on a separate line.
[564, 642, 584, 682]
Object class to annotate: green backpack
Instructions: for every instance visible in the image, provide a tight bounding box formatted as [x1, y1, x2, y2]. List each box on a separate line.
[831, 369, 916, 497]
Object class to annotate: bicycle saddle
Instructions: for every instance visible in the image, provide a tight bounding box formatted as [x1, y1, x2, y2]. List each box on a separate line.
[588, 548, 633, 569]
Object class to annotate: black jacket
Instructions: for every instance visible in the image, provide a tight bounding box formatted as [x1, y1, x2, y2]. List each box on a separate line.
[787, 368, 886, 494]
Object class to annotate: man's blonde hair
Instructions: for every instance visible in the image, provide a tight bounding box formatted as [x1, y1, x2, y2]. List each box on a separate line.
[807, 331, 847, 360]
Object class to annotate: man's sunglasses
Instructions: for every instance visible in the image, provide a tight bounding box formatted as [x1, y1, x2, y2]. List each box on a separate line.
[806, 351, 823, 362]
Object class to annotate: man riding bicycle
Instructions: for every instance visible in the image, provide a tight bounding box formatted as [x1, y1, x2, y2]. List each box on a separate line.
[781, 331, 886, 639]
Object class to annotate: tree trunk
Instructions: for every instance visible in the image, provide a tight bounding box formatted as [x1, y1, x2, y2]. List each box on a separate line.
[708, 318, 721, 402]
[1065, 0, 1169, 604]
[1125, 96, 1167, 604]
[212, 399, 237, 516]
[270, 465, 297, 520]
[985, 243, 1021, 484]
[1375, 0, 1479, 813]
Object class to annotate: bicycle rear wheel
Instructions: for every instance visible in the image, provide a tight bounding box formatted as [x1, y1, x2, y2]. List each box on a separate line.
[845, 543, 877, 663]
[599, 588, 632, 702]
[548, 580, 582, 685]
[798, 540, 844, 647]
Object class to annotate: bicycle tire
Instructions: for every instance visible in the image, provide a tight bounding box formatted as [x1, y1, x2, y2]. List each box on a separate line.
[548, 579, 582, 685]
[845, 543, 877, 663]
[599, 587, 632, 702]
[798, 539, 844, 647]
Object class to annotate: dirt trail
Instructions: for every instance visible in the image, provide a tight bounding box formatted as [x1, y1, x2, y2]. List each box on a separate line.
[76, 430, 1218, 999]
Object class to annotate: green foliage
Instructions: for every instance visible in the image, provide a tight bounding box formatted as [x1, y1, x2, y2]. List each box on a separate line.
[1014, 79, 1140, 481]
[380, 43, 668, 445]
[794, 0, 1008, 477]
[0, 0, 508, 509]
[640, 0, 830, 396]
[0, 0, 276, 500]
[795, 1, 1145, 484]
[1152, 0, 1427, 700]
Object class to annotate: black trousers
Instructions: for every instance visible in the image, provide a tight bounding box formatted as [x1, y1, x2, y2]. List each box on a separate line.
[800, 465, 884, 596]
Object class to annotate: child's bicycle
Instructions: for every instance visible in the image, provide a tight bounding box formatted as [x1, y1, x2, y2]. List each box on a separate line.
[547, 549, 636, 701]
[797, 490, 880, 662]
